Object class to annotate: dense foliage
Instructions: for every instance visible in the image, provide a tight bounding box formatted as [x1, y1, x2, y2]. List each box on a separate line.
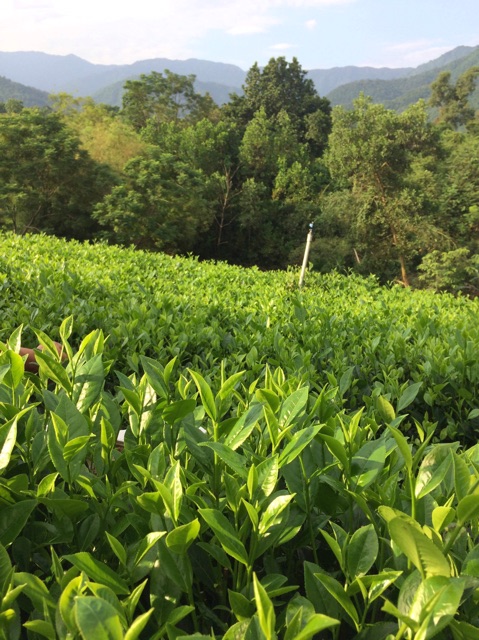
[2, 233, 479, 638]
[1, 56, 479, 288]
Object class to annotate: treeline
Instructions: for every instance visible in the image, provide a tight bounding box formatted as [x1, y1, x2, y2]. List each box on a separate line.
[1, 57, 479, 292]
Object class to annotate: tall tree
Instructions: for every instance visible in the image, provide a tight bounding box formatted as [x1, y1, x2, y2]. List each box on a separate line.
[0, 108, 114, 238]
[224, 57, 331, 156]
[325, 95, 442, 285]
[429, 67, 479, 130]
[122, 70, 217, 132]
[50, 94, 146, 173]
[237, 108, 323, 266]
[139, 118, 242, 256]
[93, 152, 213, 253]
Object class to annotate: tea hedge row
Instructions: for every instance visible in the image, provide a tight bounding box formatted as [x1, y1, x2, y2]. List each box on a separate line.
[2, 233, 479, 638]
[1, 322, 479, 638]
[1, 232, 479, 442]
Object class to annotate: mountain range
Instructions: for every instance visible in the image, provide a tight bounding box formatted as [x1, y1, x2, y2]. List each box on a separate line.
[1, 45, 478, 111]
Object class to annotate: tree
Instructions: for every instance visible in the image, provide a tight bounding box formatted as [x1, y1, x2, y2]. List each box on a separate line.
[435, 129, 479, 242]
[429, 67, 479, 130]
[239, 107, 277, 184]
[0, 108, 114, 238]
[50, 94, 146, 173]
[237, 108, 324, 267]
[224, 57, 331, 156]
[93, 152, 214, 253]
[138, 117, 243, 257]
[122, 70, 218, 132]
[178, 119, 242, 254]
[325, 95, 442, 285]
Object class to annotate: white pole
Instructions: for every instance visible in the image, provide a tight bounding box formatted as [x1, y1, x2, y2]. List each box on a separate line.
[299, 224, 313, 287]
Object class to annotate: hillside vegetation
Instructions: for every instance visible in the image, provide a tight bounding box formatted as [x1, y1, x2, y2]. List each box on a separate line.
[2, 55, 479, 293]
[329, 45, 479, 110]
[0, 75, 49, 108]
[2, 232, 479, 638]
[1, 45, 477, 110]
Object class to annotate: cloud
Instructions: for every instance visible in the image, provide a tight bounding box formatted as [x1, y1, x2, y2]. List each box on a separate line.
[269, 43, 296, 50]
[305, 19, 317, 30]
[268, 0, 354, 5]
[4, 0, 356, 64]
[382, 40, 454, 67]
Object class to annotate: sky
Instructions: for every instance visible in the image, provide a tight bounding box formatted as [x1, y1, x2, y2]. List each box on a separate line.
[3, 0, 479, 71]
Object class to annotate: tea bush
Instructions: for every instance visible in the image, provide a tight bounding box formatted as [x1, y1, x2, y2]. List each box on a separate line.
[1, 232, 479, 639]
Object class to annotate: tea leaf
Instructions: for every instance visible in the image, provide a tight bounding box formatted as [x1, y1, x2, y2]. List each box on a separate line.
[74, 596, 124, 640]
[397, 382, 422, 414]
[59, 575, 86, 633]
[35, 350, 73, 393]
[199, 508, 249, 566]
[140, 356, 169, 399]
[253, 573, 276, 640]
[166, 519, 200, 554]
[457, 495, 479, 526]
[202, 442, 248, 480]
[105, 532, 127, 567]
[22, 620, 56, 639]
[259, 494, 294, 534]
[278, 425, 321, 467]
[162, 399, 196, 425]
[0, 499, 36, 546]
[313, 572, 359, 628]
[388, 518, 450, 578]
[241, 499, 259, 530]
[133, 532, 166, 566]
[320, 530, 343, 569]
[387, 425, 413, 470]
[63, 552, 130, 594]
[124, 609, 154, 640]
[408, 576, 465, 638]
[319, 434, 349, 472]
[351, 440, 387, 489]
[189, 370, 217, 422]
[376, 396, 395, 423]
[286, 614, 339, 640]
[217, 371, 245, 403]
[72, 354, 104, 413]
[346, 524, 378, 579]
[453, 452, 472, 502]
[0, 416, 17, 473]
[229, 589, 254, 621]
[432, 506, 456, 533]
[254, 456, 279, 503]
[415, 446, 454, 499]
[279, 387, 309, 428]
[12, 572, 56, 613]
[224, 403, 263, 451]
[0, 543, 12, 593]
[361, 571, 402, 604]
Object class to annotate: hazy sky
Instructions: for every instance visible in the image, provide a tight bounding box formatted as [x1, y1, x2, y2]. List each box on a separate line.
[4, 0, 479, 70]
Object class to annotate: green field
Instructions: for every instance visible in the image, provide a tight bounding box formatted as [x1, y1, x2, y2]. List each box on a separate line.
[1, 232, 479, 639]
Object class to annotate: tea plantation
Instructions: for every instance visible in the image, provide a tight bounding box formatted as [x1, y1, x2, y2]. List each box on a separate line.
[1, 232, 479, 639]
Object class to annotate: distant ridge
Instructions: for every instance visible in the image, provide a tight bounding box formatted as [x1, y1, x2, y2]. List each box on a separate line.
[0, 46, 478, 111]
[0, 75, 49, 107]
[328, 45, 479, 110]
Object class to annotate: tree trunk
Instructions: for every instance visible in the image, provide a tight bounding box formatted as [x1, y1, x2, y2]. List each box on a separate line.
[399, 253, 410, 287]
[391, 226, 410, 287]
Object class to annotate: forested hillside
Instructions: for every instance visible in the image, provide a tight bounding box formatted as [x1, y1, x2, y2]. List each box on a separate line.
[1, 56, 479, 292]
[329, 45, 479, 110]
[0, 76, 49, 108]
[1, 45, 477, 109]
